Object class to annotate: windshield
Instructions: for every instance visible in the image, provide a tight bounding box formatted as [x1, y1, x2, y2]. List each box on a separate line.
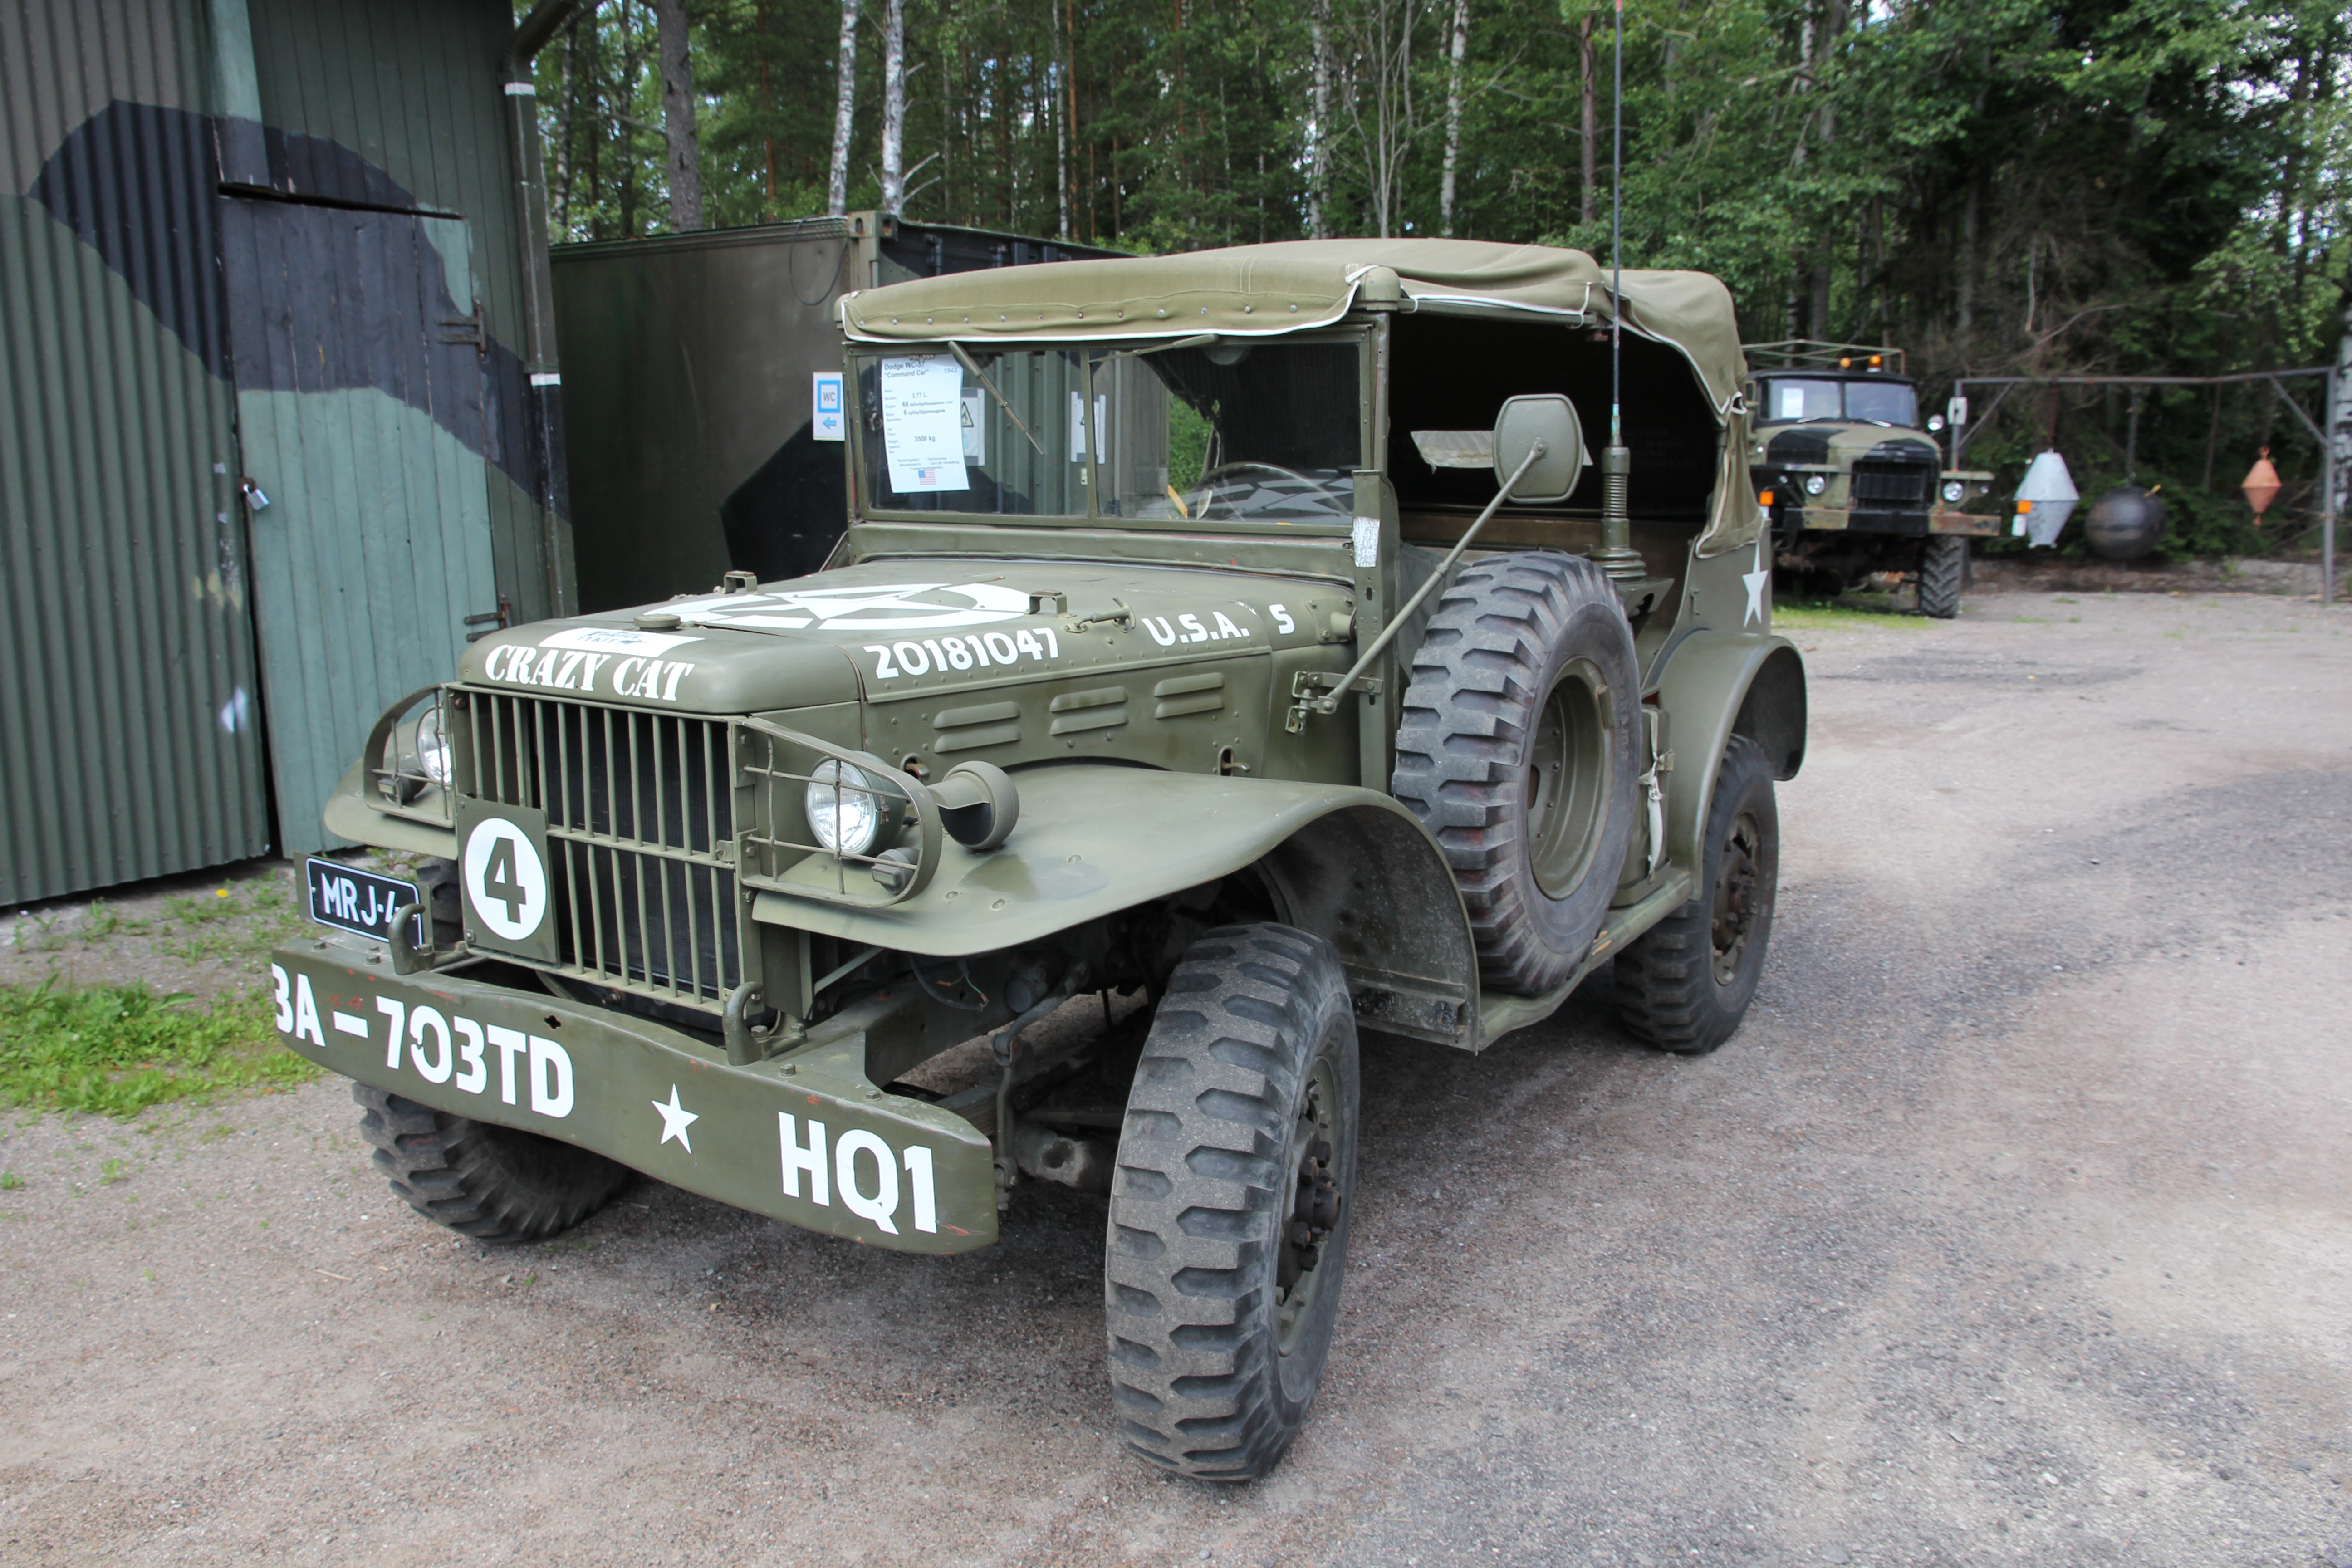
[1759, 376, 1919, 427]
[855, 339, 1362, 521]
[1844, 380, 1918, 426]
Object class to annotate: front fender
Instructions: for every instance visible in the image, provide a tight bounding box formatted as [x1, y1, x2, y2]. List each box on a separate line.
[321, 760, 459, 858]
[1654, 632, 1807, 872]
[751, 764, 1480, 1047]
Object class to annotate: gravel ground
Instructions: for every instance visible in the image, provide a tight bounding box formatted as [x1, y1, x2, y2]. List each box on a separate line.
[2, 588, 2347, 1567]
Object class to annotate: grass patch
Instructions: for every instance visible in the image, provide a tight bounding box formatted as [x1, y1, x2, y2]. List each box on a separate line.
[0, 980, 316, 1118]
[1772, 600, 1931, 631]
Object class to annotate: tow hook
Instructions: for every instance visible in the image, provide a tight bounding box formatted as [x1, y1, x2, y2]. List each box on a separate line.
[990, 960, 1091, 1210]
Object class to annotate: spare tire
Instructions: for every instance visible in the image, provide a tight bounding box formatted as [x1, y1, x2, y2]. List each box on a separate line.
[1391, 551, 1640, 994]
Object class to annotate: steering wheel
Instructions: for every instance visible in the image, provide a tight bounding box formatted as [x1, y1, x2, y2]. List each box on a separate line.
[1194, 461, 1347, 517]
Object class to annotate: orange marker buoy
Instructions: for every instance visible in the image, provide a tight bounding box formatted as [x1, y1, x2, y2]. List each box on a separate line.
[2242, 448, 2282, 520]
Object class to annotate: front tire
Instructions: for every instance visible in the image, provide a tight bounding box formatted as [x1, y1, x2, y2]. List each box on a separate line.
[1614, 735, 1780, 1054]
[1105, 923, 1359, 1481]
[355, 1084, 632, 1242]
[1918, 535, 1965, 619]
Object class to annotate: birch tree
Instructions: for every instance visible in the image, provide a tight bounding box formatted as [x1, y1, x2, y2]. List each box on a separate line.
[1308, 0, 1335, 237]
[879, 0, 906, 213]
[827, 0, 859, 215]
[1439, 0, 1468, 235]
[1333, 0, 1425, 238]
[1576, 8, 1595, 227]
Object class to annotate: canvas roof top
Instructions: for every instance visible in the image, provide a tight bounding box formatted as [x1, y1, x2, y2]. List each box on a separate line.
[839, 238, 1750, 419]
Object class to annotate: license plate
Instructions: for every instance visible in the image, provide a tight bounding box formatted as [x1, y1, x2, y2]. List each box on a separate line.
[305, 858, 425, 946]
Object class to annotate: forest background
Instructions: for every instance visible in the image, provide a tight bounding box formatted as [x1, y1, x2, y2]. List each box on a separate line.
[528, 0, 2350, 559]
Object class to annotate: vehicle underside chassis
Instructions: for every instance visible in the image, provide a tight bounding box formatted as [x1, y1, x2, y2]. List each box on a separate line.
[1768, 500, 2000, 595]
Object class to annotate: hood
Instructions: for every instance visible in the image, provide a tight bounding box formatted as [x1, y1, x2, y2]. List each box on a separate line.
[461, 559, 1350, 716]
[1764, 423, 1940, 468]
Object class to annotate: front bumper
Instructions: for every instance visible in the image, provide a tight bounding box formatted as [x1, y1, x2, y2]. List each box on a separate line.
[1782, 506, 2002, 537]
[270, 935, 997, 1253]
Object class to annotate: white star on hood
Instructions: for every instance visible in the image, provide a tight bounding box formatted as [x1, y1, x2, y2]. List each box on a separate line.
[652, 1085, 699, 1153]
[1743, 537, 1771, 627]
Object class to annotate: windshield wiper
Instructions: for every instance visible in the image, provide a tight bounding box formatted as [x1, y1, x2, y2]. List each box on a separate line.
[946, 341, 1045, 456]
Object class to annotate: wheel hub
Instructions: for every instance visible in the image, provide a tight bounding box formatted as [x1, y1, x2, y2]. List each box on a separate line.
[1274, 1064, 1343, 1354]
[1710, 810, 1762, 985]
[1525, 661, 1611, 899]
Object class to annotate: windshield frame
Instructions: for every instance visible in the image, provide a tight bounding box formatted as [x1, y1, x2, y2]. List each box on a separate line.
[846, 326, 1375, 535]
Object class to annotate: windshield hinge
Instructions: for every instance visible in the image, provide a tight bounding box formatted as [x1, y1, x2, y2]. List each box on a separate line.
[1284, 668, 1383, 733]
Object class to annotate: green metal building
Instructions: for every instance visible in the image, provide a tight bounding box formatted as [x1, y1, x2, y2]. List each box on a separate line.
[552, 214, 1118, 612]
[2, 0, 570, 903]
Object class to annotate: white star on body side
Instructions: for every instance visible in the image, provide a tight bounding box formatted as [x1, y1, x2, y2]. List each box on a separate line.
[652, 1085, 699, 1153]
[1743, 536, 1771, 627]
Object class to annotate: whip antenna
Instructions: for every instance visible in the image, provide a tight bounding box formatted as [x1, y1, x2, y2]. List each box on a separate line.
[1594, 0, 1643, 590]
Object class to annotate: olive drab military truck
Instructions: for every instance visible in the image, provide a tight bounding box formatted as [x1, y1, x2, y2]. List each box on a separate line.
[1743, 341, 1998, 617]
[274, 240, 1805, 1482]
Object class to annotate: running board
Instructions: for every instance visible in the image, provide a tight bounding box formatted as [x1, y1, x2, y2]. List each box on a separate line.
[1474, 868, 1694, 1048]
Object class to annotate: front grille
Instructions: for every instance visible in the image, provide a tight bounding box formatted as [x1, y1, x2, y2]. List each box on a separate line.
[456, 692, 741, 1006]
[1851, 459, 1934, 511]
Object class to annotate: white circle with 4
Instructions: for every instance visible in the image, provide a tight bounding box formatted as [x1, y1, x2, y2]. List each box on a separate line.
[463, 818, 548, 941]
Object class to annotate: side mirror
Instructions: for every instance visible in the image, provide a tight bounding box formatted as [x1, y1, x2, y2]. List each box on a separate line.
[1492, 394, 1585, 505]
[1926, 414, 1947, 433]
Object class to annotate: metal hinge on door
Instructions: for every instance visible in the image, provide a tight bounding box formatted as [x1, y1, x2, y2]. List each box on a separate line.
[437, 299, 487, 356]
[463, 594, 513, 642]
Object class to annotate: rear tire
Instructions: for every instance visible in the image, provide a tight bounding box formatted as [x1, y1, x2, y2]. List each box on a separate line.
[1614, 735, 1779, 1054]
[1391, 552, 1639, 994]
[1918, 535, 1965, 619]
[1105, 923, 1358, 1481]
[355, 1083, 632, 1242]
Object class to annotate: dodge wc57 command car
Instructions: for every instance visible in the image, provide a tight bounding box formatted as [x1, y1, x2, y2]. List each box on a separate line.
[276, 239, 1805, 1480]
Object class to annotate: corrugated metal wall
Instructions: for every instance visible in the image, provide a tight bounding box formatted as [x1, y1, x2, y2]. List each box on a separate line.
[1, 0, 549, 898]
[0, 0, 272, 905]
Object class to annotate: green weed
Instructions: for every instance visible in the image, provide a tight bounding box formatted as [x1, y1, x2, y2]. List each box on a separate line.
[80, 902, 146, 941]
[10, 913, 65, 953]
[1771, 602, 1931, 631]
[0, 1171, 20, 1191]
[163, 890, 239, 926]
[0, 980, 316, 1119]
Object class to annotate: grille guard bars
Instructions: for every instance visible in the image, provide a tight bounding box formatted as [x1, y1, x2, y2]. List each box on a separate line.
[732, 719, 946, 909]
[361, 686, 457, 828]
[348, 693, 1014, 915]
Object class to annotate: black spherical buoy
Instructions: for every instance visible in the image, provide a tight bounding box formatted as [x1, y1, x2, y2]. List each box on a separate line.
[2085, 485, 2164, 561]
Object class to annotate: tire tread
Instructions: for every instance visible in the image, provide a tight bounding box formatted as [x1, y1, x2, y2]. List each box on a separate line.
[1391, 551, 1638, 993]
[354, 1083, 630, 1243]
[1107, 923, 1354, 1482]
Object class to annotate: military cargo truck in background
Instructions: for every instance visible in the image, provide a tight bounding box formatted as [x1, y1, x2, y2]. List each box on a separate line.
[274, 240, 1806, 1481]
[1744, 341, 1998, 617]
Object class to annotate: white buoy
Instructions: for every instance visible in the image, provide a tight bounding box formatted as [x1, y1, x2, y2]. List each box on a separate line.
[2014, 451, 2078, 547]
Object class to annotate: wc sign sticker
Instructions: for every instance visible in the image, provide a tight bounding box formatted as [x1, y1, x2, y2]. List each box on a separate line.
[813, 372, 844, 441]
[457, 802, 557, 960]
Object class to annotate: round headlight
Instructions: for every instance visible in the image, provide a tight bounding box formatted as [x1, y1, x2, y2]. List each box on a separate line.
[1804, 474, 1828, 496]
[805, 759, 885, 857]
[1941, 480, 1966, 504]
[412, 705, 453, 788]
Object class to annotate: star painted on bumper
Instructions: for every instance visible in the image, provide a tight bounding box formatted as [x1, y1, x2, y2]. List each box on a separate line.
[652, 1085, 699, 1153]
